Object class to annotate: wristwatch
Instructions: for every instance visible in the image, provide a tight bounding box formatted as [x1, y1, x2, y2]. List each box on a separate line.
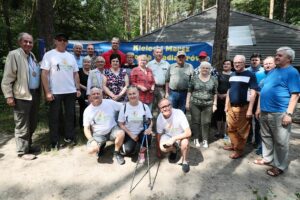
[285, 112, 293, 117]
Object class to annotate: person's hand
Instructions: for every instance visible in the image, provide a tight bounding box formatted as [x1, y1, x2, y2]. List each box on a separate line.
[46, 92, 54, 102]
[165, 93, 169, 99]
[131, 135, 139, 142]
[282, 114, 292, 126]
[76, 90, 81, 98]
[6, 97, 15, 107]
[111, 94, 118, 101]
[185, 102, 190, 111]
[213, 104, 217, 113]
[255, 109, 261, 119]
[224, 106, 228, 113]
[156, 150, 162, 159]
[139, 85, 148, 92]
[246, 109, 252, 119]
[144, 128, 152, 135]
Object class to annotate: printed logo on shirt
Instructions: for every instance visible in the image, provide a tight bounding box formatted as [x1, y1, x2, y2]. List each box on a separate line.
[59, 58, 73, 71]
[94, 111, 110, 123]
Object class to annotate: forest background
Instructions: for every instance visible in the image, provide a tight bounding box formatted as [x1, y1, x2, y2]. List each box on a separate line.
[0, 0, 299, 66]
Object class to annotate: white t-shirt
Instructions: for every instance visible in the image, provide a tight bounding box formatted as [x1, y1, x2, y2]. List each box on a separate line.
[156, 108, 190, 137]
[41, 49, 79, 94]
[83, 99, 122, 136]
[118, 101, 152, 135]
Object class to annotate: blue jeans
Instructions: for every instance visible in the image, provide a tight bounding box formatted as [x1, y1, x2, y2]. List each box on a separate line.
[168, 90, 187, 113]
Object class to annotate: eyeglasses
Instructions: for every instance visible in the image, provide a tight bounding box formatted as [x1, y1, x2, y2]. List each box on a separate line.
[178, 55, 185, 59]
[159, 104, 171, 110]
[233, 62, 244, 65]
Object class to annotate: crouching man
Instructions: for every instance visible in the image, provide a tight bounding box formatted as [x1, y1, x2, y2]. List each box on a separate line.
[156, 98, 191, 173]
[83, 87, 125, 165]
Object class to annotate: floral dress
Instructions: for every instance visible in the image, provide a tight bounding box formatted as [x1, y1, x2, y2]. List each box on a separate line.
[104, 68, 127, 101]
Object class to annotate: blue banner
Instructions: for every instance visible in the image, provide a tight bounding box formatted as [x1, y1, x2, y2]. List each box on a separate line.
[39, 40, 212, 68]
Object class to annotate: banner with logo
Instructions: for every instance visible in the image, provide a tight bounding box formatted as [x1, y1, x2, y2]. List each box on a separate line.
[39, 40, 212, 68]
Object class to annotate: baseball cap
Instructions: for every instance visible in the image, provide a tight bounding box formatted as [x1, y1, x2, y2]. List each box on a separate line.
[176, 51, 186, 57]
[199, 51, 208, 57]
[54, 33, 69, 40]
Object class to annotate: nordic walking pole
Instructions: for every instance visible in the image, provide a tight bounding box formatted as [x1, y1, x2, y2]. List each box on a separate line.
[129, 134, 146, 193]
[143, 115, 152, 188]
[145, 133, 152, 188]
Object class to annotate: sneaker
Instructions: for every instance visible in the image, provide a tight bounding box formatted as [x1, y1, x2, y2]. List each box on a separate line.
[138, 152, 146, 164]
[18, 154, 36, 160]
[61, 138, 77, 148]
[195, 140, 201, 148]
[182, 163, 190, 173]
[114, 152, 125, 165]
[202, 140, 208, 148]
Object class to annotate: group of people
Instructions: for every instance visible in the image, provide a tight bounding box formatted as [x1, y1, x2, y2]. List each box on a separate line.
[2, 32, 300, 176]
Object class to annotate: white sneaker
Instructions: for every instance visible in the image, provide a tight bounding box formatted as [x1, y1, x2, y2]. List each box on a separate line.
[195, 140, 201, 147]
[202, 140, 208, 148]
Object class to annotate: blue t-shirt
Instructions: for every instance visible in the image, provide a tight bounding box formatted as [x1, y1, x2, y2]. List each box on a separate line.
[260, 66, 300, 112]
[255, 70, 268, 92]
[229, 70, 258, 104]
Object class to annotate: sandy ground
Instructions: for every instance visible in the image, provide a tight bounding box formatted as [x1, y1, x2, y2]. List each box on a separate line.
[0, 124, 299, 200]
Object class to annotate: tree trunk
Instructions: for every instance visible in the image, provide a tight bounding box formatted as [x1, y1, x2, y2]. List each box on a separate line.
[157, 0, 161, 27]
[2, 0, 13, 51]
[36, 0, 55, 51]
[123, 0, 131, 40]
[212, 0, 230, 72]
[188, 0, 197, 16]
[283, 0, 288, 22]
[139, 0, 143, 35]
[269, 0, 274, 19]
[202, 0, 206, 11]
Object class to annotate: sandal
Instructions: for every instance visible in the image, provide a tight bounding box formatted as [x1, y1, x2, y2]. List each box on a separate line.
[229, 152, 242, 159]
[223, 145, 234, 151]
[253, 158, 270, 166]
[266, 167, 283, 177]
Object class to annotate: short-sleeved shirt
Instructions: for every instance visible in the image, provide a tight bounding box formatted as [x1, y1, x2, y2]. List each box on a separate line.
[228, 70, 258, 105]
[118, 101, 152, 135]
[255, 70, 268, 92]
[83, 99, 122, 136]
[41, 49, 79, 94]
[74, 54, 83, 69]
[166, 62, 194, 90]
[147, 59, 170, 86]
[246, 65, 264, 74]
[104, 68, 127, 101]
[188, 76, 218, 106]
[156, 108, 190, 137]
[130, 67, 155, 104]
[260, 66, 300, 113]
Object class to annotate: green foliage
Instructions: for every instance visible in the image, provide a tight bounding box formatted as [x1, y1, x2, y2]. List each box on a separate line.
[231, 0, 300, 25]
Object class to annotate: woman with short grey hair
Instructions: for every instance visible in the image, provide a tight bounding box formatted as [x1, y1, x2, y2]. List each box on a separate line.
[186, 61, 218, 148]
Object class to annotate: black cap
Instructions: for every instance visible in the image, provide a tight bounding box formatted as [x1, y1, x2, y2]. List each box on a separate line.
[55, 33, 69, 40]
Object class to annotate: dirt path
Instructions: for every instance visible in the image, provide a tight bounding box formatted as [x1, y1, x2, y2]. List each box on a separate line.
[0, 125, 299, 200]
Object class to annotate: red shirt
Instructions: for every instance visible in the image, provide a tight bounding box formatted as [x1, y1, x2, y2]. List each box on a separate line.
[130, 67, 155, 104]
[102, 49, 126, 69]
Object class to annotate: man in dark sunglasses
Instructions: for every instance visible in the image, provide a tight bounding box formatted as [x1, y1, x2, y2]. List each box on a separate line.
[41, 33, 81, 150]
